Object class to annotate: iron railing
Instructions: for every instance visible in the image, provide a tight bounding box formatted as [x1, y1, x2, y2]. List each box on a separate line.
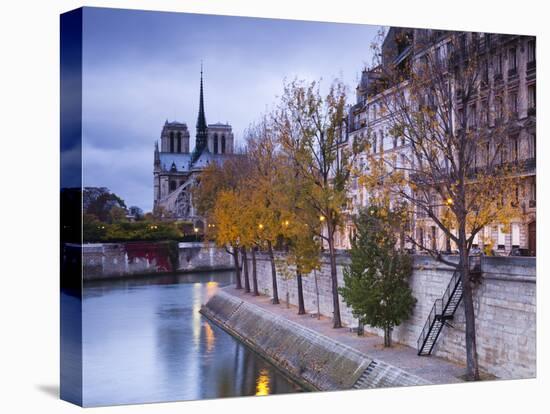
[417, 256, 481, 355]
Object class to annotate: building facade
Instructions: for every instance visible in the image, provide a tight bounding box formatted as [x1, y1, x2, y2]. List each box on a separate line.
[153, 69, 235, 223]
[338, 28, 536, 256]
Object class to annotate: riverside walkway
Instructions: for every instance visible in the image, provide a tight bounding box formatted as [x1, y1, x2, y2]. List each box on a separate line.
[222, 286, 468, 385]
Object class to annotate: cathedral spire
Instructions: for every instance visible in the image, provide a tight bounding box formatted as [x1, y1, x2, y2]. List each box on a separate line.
[194, 63, 208, 159]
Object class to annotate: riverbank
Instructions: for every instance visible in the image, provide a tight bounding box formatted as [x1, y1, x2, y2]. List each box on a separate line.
[201, 287, 465, 392]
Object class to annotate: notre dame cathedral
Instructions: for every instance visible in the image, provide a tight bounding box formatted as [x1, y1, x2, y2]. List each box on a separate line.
[153, 68, 235, 223]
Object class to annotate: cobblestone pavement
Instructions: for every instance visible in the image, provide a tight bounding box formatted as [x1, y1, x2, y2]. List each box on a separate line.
[221, 286, 467, 384]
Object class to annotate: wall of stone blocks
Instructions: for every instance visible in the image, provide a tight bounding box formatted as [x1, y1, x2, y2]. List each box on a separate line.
[82, 242, 234, 280]
[246, 253, 536, 379]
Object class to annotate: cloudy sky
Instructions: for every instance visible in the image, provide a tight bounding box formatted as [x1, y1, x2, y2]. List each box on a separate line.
[82, 7, 379, 211]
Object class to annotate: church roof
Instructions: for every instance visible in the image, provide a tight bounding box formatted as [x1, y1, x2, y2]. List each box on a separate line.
[159, 153, 192, 172]
[190, 149, 228, 171]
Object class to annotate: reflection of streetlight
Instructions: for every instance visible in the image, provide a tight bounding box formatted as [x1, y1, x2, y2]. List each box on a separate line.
[282, 220, 290, 227]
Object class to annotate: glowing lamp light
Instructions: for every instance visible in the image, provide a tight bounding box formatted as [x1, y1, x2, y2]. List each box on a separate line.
[446, 198, 454, 206]
[258, 223, 264, 230]
[319, 215, 326, 222]
[194, 227, 199, 233]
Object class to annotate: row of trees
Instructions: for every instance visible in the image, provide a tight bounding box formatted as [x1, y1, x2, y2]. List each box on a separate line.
[194, 79, 416, 345]
[194, 80, 360, 326]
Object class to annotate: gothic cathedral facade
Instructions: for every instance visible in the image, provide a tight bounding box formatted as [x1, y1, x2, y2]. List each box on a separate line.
[153, 69, 235, 222]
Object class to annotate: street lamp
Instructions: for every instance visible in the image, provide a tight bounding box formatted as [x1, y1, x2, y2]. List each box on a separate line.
[194, 227, 199, 233]
[258, 223, 264, 230]
[319, 215, 326, 222]
[445, 197, 454, 206]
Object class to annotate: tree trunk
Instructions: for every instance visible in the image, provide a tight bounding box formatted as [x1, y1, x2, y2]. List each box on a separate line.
[267, 241, 279, 304]
[384, 326, 392, 347]
[357, 319, 364, 336]
[296, 269, 306, 315]
[241, 247, 250, 293]
[233, 246, 242, 290]
[251, 246, 259, 296]
[327, 224, 342, 328]
[459, 232, 480, 380]
[314, 269, 320, 320]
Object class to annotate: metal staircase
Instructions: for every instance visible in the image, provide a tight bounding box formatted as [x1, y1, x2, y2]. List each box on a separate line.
[417, 257, 481, 356]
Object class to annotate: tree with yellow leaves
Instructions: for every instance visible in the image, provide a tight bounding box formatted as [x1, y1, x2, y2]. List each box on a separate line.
[273, 79, 365, 328]
[244, 117, 289, 304]
[276, 153, 322, 315]
[212, 189, 244, 290]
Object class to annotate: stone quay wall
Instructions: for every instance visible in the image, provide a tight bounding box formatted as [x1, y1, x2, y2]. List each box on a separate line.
[82, 242, 234, 280]
[246, 253, 536, 379]
[201, 290, 429, 391]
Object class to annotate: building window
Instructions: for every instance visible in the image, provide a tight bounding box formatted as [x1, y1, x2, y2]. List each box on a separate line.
[495, 96, 503, 122]
[457, 108, 464, 127]
[169, 131, 175, 153]
[213, 134, 218, 154]
[479, 102, 488, 126]
[177, 131, 182, 153]
[528, 85, 536, 110]
[467, 103, 476, 129]
[509, 91, 518, 116]
[528, 133, 536, 159]
[221, 136, 226, 154]
[510, 135, 519, 162]
[418, 227, 424, 249]
[379, 130, 384, 152]
[509, 48, 517, 71]
[169, 180, 177, 192]
[511, 223, 520, 248]
[494, 53, 503, 76]
[497, 225, 506, 249]
[527, 40, 536, 63]
[482, 59, 489, 85]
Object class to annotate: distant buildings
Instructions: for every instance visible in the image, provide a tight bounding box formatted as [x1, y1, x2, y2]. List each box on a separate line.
[338, 28, 536, 256]
[153, 68, 235, 223]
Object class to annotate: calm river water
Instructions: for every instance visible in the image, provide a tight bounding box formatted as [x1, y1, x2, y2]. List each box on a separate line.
[82, 271, 302, 406]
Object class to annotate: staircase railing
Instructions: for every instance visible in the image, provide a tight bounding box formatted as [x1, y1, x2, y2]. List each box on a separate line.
[416, 256, 482, 355]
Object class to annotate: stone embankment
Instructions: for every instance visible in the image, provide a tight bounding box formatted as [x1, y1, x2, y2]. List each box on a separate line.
[247, 253, 536, 379]
[200, 290, 430, 391]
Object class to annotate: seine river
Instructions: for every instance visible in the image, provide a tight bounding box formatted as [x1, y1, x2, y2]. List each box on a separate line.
[82, 271, 302, 406]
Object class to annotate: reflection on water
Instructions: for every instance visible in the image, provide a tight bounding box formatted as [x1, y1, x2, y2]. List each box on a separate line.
[256, 368, 271, 396]
[81, 271, 302, 407]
